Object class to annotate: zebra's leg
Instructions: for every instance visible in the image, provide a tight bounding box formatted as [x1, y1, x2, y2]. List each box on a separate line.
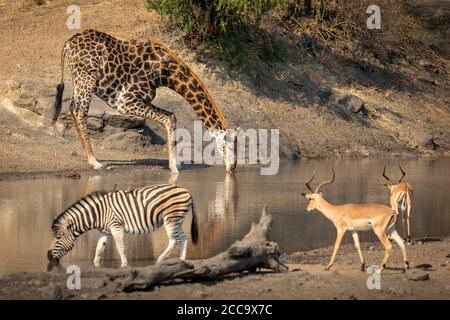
[178, 231, 187, 260]
[116, 93, 179, 174]
[93, 233, 109, 267]
[156, 217, 186, 263]
[156, 239, 177, 264]
[70, 74, 103, 169]
[110, 226, 128, 268]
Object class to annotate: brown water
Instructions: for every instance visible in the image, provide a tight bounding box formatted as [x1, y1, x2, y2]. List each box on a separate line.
[0, 159, 449, 273]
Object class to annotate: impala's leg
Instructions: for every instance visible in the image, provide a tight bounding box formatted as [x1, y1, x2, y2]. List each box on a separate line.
[110, 226, 127, 268]
[117, 94, 179, 174]
[351, 231, 365, 271]
[388, 229, 409, 271]
[402, 209, 408, 243]
[71, 74, 103, 169]
[326, 229, 346, 271]
[406, 201, 412, 244]
[373, 227, 393, 271]
[93, 232, 109, 267]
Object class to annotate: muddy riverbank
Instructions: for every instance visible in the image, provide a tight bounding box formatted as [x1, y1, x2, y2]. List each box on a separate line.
[0, 237, 448, 300]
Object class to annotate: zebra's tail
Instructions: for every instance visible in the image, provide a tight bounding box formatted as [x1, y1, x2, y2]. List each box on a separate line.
[190, 200, 199, 245]
[51, 42, 68, 126]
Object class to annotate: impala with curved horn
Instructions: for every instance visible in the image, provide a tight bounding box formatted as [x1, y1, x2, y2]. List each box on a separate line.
[382, 165, 413, 244]
[301, 169, 409, 272]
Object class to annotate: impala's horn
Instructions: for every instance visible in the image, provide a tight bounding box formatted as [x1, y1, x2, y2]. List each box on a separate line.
[398, 165, 406, 183]
[314, 168, 335, 193]
[382, 165, 392, 183]
[305, 171, 315, 192]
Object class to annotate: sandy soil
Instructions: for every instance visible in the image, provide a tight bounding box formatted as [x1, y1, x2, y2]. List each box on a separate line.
[0, 237, 448, 300]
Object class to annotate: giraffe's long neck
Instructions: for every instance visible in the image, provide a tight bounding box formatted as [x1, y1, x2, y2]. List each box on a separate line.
[151, 39, 228, 131]
[169, 64, 228, 130]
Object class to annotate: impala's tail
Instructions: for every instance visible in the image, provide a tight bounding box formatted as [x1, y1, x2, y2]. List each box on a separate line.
[190, 200, 199, 245]
[397, 191, 412, 216]
[51, 43, 68, 126]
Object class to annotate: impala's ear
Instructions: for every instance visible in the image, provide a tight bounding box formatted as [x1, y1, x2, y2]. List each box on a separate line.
[300, 192, 307, 198]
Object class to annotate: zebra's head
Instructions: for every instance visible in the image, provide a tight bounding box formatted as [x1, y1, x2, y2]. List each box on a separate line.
[47, 191, 106, 271]
[47, 223, 75, 272]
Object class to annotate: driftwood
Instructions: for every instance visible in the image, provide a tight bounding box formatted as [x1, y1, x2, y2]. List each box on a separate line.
[110, 206, 288, 293]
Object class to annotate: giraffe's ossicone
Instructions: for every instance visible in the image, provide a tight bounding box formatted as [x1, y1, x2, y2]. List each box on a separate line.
[51, 29, 239, 173]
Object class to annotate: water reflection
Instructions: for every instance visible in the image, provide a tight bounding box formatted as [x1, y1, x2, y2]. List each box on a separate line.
[0, 158, 449, 273]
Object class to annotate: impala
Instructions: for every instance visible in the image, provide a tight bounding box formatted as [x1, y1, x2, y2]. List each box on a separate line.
[382, 165, 413, 244]
[300, 170, 409, 272]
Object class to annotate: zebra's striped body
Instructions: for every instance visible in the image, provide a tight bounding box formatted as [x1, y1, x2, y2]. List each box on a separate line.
[47, 184, 198, 271]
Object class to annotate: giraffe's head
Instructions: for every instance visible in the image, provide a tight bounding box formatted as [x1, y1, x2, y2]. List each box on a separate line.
[211, 128, 240, 173]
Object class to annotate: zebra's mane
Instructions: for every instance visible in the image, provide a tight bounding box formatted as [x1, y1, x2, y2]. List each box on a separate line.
[51, 191, 106, 234]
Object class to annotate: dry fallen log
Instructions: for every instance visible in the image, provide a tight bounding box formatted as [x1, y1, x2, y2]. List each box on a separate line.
[113, 206, 288, 293]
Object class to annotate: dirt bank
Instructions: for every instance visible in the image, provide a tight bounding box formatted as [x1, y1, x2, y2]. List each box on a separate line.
[0, 0, 449, 178]
[0, 237, 448, 300]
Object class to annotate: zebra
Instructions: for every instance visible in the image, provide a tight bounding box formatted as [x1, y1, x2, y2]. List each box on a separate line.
[47, 184, 198, 271]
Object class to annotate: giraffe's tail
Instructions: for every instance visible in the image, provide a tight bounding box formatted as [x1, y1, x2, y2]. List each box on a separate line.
[51, 43, 68, 126]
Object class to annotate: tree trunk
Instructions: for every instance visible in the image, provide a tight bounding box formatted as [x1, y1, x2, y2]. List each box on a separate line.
[112, 206, 288, 293]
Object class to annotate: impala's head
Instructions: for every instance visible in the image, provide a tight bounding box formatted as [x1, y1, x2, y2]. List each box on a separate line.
[382, 165, 406, 191]
[212, 127, 240, 173]
[300, 169, 335, 212]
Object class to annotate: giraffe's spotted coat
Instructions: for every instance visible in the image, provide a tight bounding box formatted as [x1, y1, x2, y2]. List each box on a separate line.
[56, 29, 234, 171]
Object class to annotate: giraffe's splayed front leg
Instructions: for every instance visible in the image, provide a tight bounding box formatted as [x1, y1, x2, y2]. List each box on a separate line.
[166, 115, 179, 174]
[88, 157, 104, 170]
[169, 163, 179, 174]
[209, 128, 239, 173]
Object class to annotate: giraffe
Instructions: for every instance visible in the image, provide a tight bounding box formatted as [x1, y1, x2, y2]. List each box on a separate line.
[51, 29, 239, 174]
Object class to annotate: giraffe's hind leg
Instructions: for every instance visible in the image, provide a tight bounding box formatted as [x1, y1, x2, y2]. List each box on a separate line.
[71, 73, 103, 169]
[116, 92, 179, 174]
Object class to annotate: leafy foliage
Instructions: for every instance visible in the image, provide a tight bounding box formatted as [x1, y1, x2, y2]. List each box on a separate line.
[147, 0, 285, 42]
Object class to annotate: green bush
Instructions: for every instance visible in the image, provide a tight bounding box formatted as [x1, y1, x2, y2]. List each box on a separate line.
[147, 0, 285, 42]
